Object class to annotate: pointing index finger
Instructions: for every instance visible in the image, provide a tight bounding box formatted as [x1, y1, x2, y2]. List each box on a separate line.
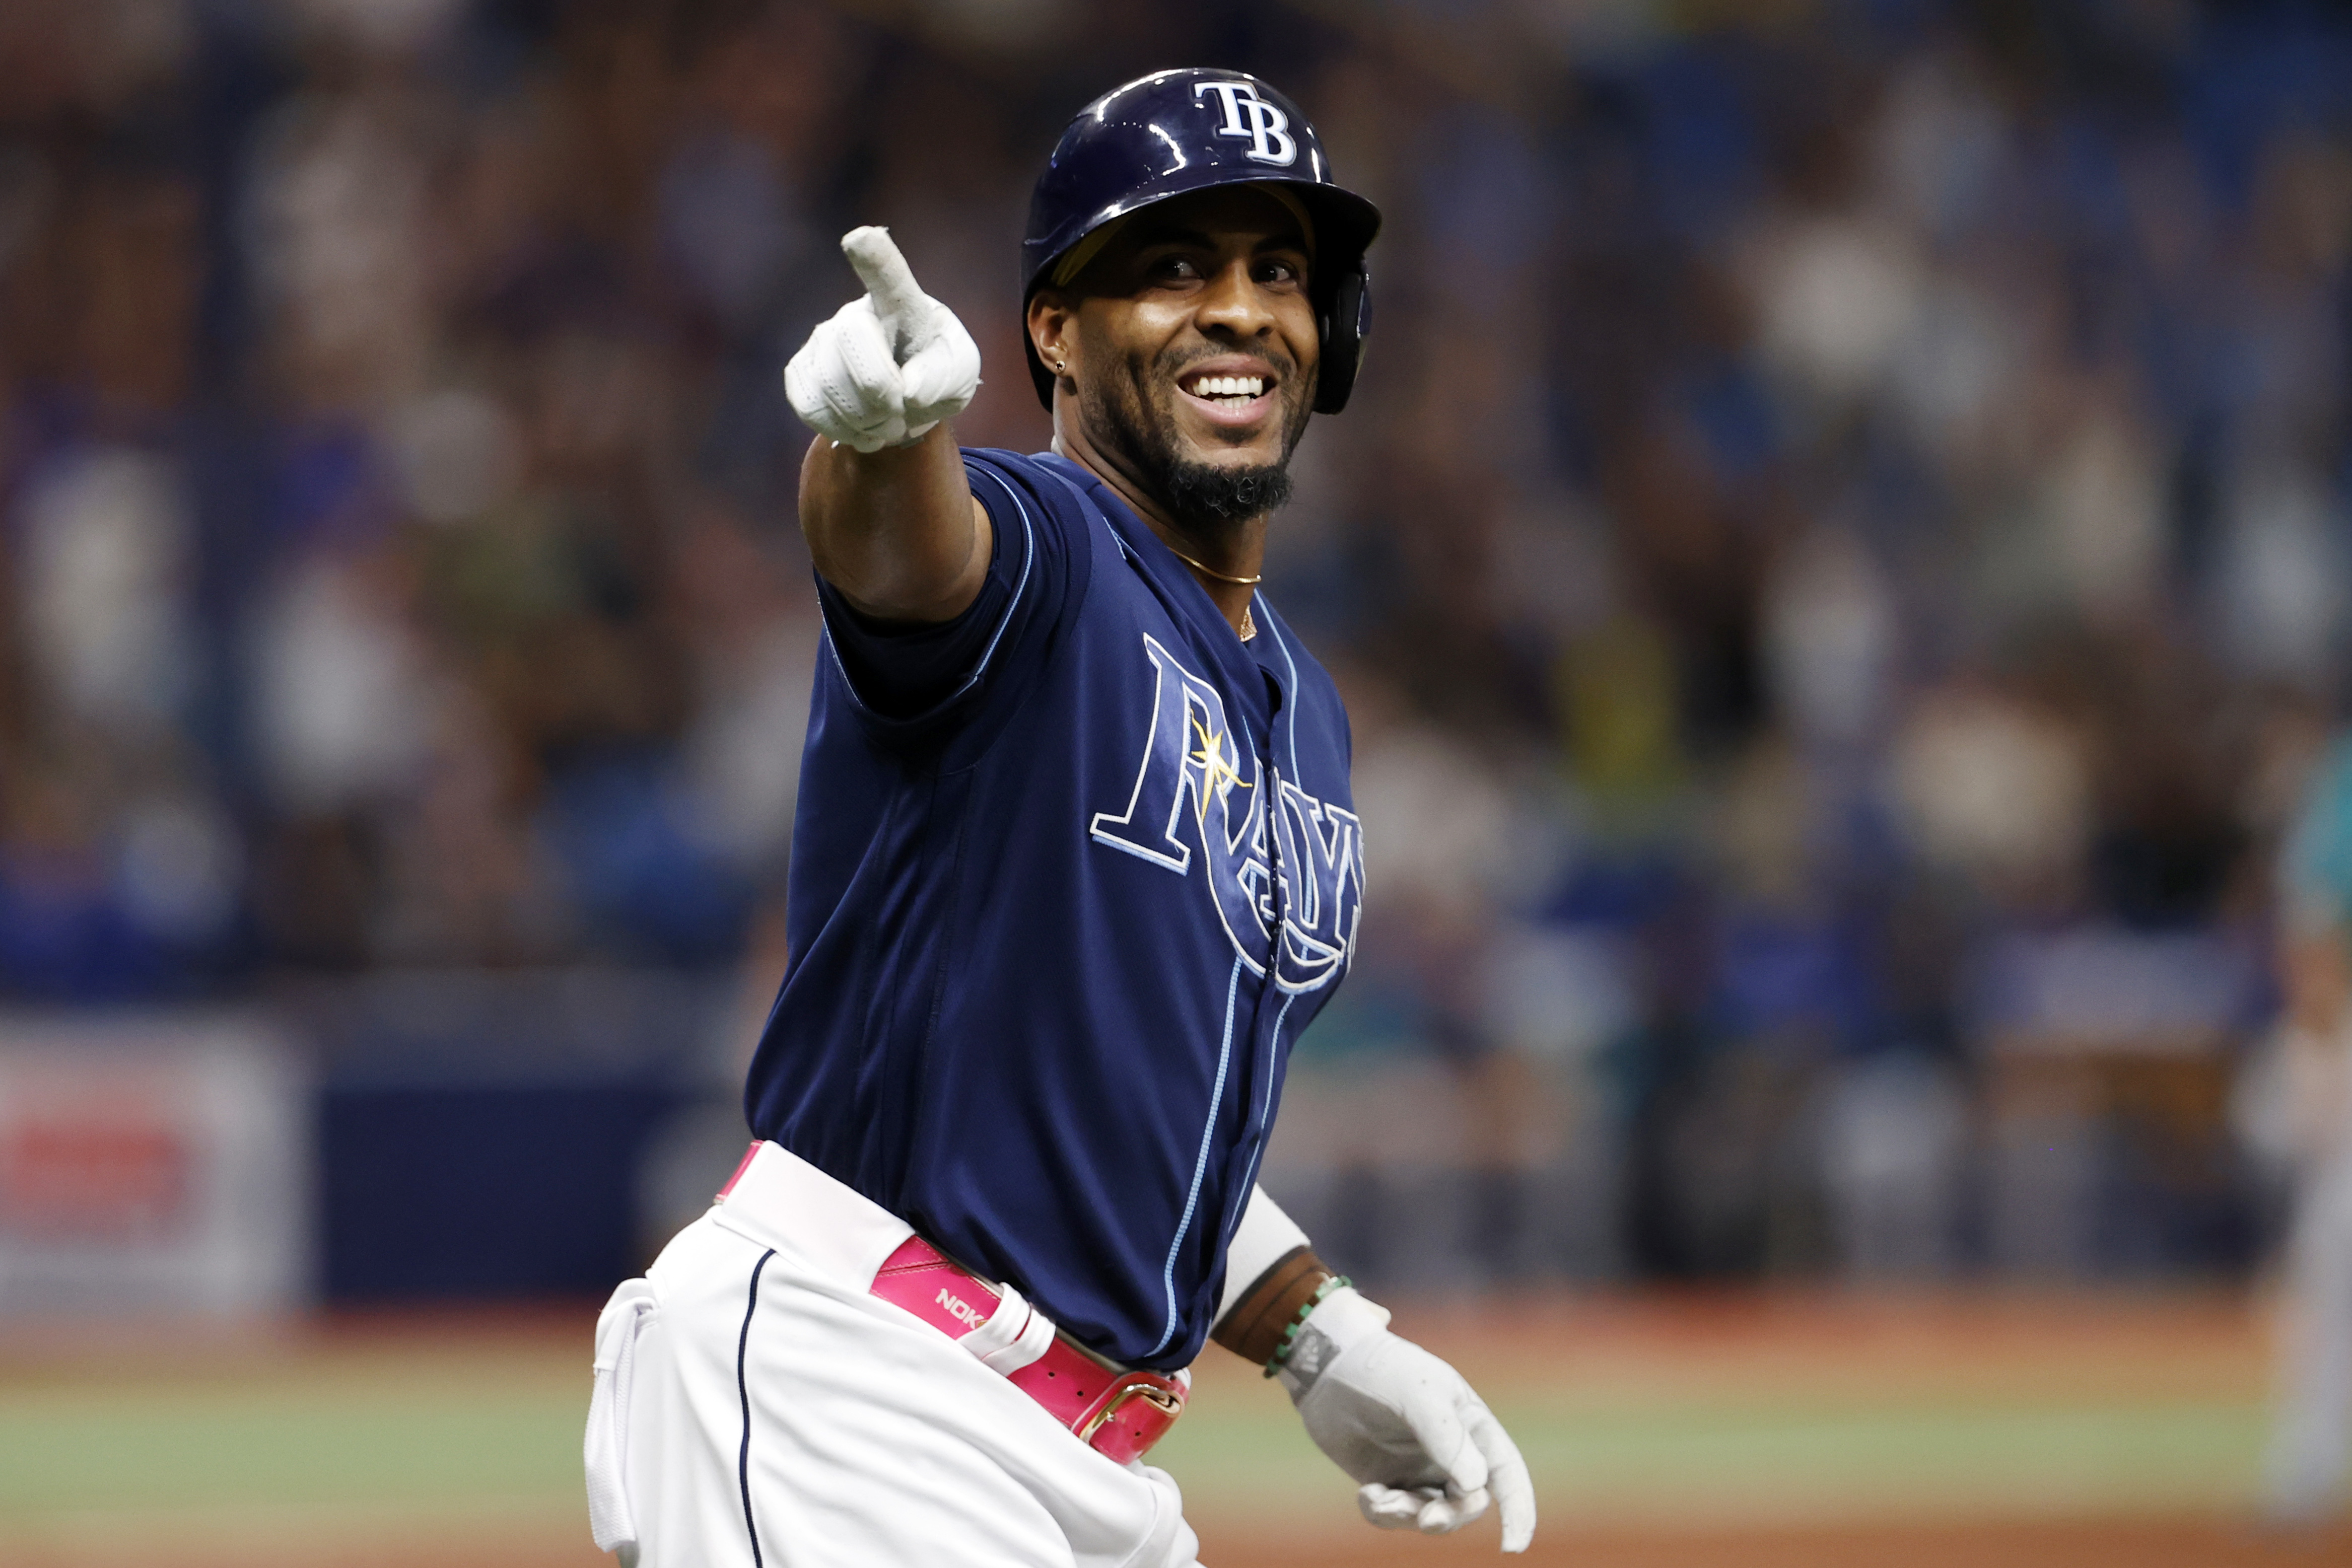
[842, 227, 925, 357]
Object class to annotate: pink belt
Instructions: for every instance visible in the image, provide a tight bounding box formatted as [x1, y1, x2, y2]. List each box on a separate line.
[717, 1143, 1188, 1465]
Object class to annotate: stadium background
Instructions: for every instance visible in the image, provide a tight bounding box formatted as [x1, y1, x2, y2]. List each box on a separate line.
[2, 0, 2350, 1561]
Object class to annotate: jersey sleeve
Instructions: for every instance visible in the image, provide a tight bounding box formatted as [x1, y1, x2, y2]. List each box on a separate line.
[811, 449, 1092, 744]
[817, 527, 1013, 718]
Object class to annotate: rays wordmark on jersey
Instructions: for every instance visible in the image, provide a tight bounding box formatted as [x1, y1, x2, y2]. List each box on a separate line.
[1088, 634, 1363, 990]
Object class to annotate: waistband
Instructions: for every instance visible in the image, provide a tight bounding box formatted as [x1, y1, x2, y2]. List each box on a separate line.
[713, 1141, 1188, 1464]
[713, 1138, 915, 1286]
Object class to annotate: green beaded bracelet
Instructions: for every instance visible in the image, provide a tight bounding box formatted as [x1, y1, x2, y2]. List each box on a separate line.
[1263, 1273, 1351, 1377]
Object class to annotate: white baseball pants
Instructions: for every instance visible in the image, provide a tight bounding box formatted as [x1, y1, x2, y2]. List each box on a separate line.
[587, 1188, 1204, 1567]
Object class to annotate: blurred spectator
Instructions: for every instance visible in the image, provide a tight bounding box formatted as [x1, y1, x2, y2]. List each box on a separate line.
[3, 0, 2346, 1285]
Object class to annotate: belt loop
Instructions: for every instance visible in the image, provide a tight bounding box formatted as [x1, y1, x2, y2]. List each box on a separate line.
[955, 1278, 1033, 1362]
[977, 1299, 1057, 1376]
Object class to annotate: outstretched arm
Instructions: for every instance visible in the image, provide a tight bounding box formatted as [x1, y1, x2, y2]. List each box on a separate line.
[1214, 1187, 1537, 1553]
[785, 228, 990, 624]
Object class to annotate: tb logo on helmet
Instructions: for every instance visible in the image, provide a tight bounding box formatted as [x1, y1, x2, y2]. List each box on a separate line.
[1193, 81, 1297, 167]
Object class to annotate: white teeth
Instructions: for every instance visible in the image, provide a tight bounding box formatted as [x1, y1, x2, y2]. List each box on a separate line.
[1190, 375, 1264, 399]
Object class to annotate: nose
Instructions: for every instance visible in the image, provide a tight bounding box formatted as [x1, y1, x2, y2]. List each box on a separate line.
[1195, 258, 1275, 341]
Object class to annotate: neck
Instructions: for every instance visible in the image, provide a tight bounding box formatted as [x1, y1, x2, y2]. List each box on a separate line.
[1051, 410, 1266, 635]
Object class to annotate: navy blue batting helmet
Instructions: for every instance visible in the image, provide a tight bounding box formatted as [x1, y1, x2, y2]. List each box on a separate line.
[1021, 68, 1381, 415]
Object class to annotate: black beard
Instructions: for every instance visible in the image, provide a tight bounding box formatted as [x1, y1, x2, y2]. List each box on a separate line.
[1162, 458, 1293, 526]
[1085, 346, 1310, 535]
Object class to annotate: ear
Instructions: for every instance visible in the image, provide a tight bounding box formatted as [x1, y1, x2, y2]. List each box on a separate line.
[1027, 291, 1075, 381]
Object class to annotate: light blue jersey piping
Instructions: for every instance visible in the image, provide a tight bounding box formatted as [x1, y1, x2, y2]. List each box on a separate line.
[1147, 954, 1245, 1357]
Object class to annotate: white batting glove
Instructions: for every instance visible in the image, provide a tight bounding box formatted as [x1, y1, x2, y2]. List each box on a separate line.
[1278, 1286, 1536, 1553]
[784, 227, 981, 453]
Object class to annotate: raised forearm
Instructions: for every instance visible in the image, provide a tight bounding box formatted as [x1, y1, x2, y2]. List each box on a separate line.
[798, 426, 991, 624]
[783, 227, 988, 624]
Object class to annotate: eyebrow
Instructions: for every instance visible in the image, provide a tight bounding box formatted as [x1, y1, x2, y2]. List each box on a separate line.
[1135, 225, 1310, 255]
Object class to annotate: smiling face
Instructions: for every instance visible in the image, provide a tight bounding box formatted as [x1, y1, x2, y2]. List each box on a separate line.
[1028, 185, 1321, 533]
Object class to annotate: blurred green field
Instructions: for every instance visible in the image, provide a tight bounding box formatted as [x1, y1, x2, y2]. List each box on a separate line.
[0, 1294, 2315, 1567]
[1159, 1385, 2268, 1528]
[2, 1320, 592, 1563]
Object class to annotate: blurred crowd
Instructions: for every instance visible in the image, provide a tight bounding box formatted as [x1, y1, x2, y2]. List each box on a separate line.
[2, 0, 2348, 1281]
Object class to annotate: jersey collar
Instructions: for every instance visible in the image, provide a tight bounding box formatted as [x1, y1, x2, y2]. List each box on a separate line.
[1034, 449, 1290, 737]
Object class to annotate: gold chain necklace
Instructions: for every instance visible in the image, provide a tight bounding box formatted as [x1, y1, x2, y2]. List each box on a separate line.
[1163, 544, 1262, 586]
[1161, 542, 1260, 640]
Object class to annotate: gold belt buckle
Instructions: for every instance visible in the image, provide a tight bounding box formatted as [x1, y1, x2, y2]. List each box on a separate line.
[1077, 1376, 1185, 1442]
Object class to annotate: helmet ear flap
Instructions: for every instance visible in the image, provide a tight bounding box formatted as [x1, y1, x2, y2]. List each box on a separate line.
[1312, 266, 1371, 415]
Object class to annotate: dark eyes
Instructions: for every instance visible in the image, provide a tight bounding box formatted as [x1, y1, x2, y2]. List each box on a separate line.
[1148, 255, 1304, 286]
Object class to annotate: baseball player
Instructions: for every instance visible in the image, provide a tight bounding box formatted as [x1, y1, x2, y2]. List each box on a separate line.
[583, 69, 1535, 1566]
[2262, 733, 2352, 1521]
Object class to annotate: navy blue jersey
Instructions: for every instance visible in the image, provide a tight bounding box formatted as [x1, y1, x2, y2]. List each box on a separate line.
[744, 449, 1361, 1370]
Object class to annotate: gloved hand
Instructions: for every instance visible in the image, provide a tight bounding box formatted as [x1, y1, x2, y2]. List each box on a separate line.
[1277, 1285, 1536, 1553]
[784, 226, 981, 453]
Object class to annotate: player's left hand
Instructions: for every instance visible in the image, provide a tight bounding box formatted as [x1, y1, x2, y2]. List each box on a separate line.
[1277, 1285, 1536, 1552]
